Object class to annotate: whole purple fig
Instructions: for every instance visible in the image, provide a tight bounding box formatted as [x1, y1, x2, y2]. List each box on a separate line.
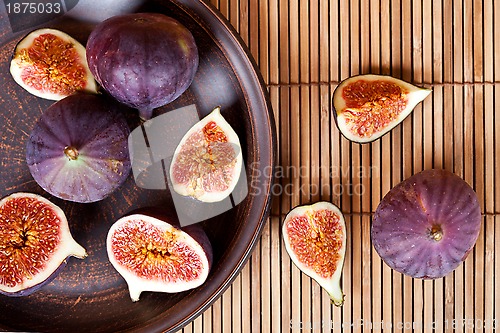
[86, 13, 199, 120]
[26, 93, 131, 203]
[371, 169, 481, 279]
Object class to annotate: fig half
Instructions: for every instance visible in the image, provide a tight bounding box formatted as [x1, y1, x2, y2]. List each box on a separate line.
[107, 211, 213, 302]
[26, 93, 131, 203]
[332, 74, 431, 143]
[10, 28, 97, 100]
[0, 192, 86, 296]
[371, 169, 481, 279]
[169, 107, 243, 203]
[282, 201, 346, 306]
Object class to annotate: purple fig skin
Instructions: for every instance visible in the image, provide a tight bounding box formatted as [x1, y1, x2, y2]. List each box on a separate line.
[86, 13, 199, 120]
[371, 169, 481, 279]
[26, 93, 131, 203]
[181, 224, 213, 269]
[0, 260, 68, 297]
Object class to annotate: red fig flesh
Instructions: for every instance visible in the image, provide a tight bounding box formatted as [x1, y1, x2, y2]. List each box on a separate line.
[332, 74, 431, 143]
[0, 192, 86, 296]
[169, 107, 243, 203]
[107, 213, 212, 302]
[10, 28, 97, 100]
[282, 201, 346, 306]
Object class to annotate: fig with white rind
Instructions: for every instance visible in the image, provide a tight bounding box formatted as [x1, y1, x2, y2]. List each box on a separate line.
[10, 28, 97, 100]
[282, 201, 346, 306]
[169, 106, 242, 203]
[0, 192, 87, 296]
[332, 74, 431, 143]
[107, 213, 212, 302]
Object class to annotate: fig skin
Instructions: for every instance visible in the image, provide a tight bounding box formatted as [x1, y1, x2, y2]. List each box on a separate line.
[0, 192, 86, 296]
[282, 201, 346, 306]
[371, 169, 481, 279]
[332, 74, 431, 143]
[2, 261, 68, 297]
[86, 13, 199, 120]
[107, 207, 213, 302]
[10, 28, 97, 100]
[26, 93, 132, 203]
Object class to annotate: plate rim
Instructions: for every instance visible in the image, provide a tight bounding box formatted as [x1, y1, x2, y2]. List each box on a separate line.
[139, 1, 277, 332]
[0, 0, 277, 331]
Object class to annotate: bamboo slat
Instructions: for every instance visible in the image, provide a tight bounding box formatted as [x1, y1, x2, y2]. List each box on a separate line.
[178, 0, 500, 331]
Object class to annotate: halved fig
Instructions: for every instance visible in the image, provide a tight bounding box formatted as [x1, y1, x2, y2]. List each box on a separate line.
[282, 201, 346, 306]
[332, 74, 431, 143]
[107, 211, 213, 302]
[169, 106, 243, 203]
[10, 28, 97, 100]
[26, 93, 131, 203]
[0, 192, 86, 296]
[372, 169, 481, 279]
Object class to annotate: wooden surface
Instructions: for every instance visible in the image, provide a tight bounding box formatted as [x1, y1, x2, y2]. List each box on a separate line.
[179, 0, 499, 332]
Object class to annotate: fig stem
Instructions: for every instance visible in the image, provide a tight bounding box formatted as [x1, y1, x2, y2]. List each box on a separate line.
[327, 288, 344, 307]
[429, 225, 443, 242]
[64, 146, 79, 160]
[325, 277, 344, 307]
[138, 107, 154, 121]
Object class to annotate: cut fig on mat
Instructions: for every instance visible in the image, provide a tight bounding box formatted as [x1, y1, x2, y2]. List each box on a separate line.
[10, 28, 97, 100]
[169, 106, 243, 203]
[107, 212, 213, 302]
[332, 74, 431, 143]
[282, 201, 346, 306]
[0, 192, 86, 296]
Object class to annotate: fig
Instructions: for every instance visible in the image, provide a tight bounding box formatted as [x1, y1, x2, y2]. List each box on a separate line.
[282, 202, 346, 306]
[106, 211, 213, 302]
[10, 28, 97, 100]
[332, 74, 431, 143]
[169, 107, 243, 203]
[86, 13, 199, 120]
[26, 93, 131, 203]
[371, 169, 481, 279]
[0, 192, 86, 296]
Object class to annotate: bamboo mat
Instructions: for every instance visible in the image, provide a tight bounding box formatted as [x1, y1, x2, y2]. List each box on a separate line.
[180, 0, 499, 332]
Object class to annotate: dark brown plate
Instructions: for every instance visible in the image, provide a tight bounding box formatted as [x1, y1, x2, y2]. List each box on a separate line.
[0, 0, 276, 332]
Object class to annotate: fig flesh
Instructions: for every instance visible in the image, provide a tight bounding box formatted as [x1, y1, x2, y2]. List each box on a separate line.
[0, 192, 86, 296]
[371, 169, 481, 279]
[26, 93, 131, 203]
[86, 13, 199, 120]
[169, 107, 243, 203]
[10, 28, 97, 100]
[282, 201, 346, 306]
[106, 212, 212, 302]
[332, 74, 431, 143]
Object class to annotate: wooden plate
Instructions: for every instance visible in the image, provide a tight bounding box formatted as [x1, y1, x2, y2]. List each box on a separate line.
[0, 0, 276, 331]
